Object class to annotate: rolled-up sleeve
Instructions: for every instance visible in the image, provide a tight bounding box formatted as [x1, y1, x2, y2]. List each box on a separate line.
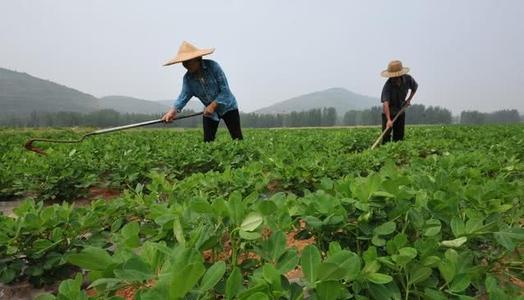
[173, 75, 193, 112]
[409, 75, 418, 92]
[211, 61, 232, 108]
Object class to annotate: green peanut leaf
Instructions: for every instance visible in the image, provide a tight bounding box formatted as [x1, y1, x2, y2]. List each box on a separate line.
[317, 262, 347, 281]
[240, 212, 263, 232]
[440, 237, 467, 248]
[424, 219, 441, 237]
[409, 267, 432, 284]
[170, 262, 206, 299]
[367, 273, 393, 284]
[276, 249, 299, 273]
[239, 230, 261, 240]
[301, 245, 321, 283]
[114, 256, 154, 282]
[449, 273, 471, 293]
[67, 247, 114, 271]
[226, 267, 243, 300]
[373, 221, 396, 236]
[438, 260, 456, 283]
[199, 261, 226, 292]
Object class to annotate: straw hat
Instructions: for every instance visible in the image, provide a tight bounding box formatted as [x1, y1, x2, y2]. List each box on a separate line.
[163, 41, 215, 66]
[381, 60, 410, 78]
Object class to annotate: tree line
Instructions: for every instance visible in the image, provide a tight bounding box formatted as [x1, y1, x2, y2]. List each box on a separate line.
[0, 105, 521, 128]
[460, 109, 521, 124]
[241, 108, 338, 128]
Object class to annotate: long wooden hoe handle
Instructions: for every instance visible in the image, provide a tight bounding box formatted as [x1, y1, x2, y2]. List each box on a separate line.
[370, 104, 409, 150]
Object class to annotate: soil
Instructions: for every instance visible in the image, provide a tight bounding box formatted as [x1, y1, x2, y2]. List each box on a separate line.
[0, 200, 23, 217]
[0, 282, 46, 300]
[74, 187, 121, 207]
[115, 286, 137, 299]
[0, 187, 121, 217]
[266, 180, 282, 193]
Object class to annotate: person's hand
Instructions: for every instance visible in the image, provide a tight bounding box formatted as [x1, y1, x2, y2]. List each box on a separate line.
[405, 99, 412, 106]
[161, 108, 177, 123]
[386, 119, 393, 128]
[204, 101, 218, 117]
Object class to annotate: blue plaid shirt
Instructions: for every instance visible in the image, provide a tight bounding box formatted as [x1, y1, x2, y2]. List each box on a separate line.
[173, 59, 238, 121]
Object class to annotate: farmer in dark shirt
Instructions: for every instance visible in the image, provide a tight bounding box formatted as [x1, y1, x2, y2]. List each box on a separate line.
[380, 60, 418, 144]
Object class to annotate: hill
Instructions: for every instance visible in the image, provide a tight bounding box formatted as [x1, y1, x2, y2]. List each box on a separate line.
[0, 68, 376, 117]
[0, 68, 99, 116]
[0, 67, 204, 116]
[255, 87, 378, 115]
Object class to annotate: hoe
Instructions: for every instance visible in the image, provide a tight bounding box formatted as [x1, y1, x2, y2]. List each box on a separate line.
[24, 112, 203, 155]
[370, 103, 409, 150]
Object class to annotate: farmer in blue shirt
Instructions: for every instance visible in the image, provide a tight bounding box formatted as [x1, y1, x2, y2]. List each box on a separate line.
[380, 60, 418, 144]
[161, 41, 243, 142]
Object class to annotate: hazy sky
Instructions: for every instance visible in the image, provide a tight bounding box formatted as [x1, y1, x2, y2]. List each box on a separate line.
[1, 0, 523, 113]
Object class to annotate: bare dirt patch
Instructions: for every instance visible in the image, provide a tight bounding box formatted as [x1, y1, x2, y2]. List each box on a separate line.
[74, 187, 121, 207]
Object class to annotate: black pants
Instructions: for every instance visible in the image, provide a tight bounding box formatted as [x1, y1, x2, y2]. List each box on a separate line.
[203, 109, 243, 142]
[381, 112, 405, 144]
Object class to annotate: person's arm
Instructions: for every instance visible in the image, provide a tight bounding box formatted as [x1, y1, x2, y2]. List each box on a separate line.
[383, 101, 393, 128]
[204, 61, 232, 117]
[405, 76, 418, 106]
[381, 83, 393, 128]
[162, 76, 193, 122]
[405, 90, 416, 105]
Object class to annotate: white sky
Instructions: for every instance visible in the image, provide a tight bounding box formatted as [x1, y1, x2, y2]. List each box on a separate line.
[1, 0, 523, 113]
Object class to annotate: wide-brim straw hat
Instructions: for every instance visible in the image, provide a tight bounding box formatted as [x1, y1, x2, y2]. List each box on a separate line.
[163, 41, 215, 66]
[381, 60, 410, 78]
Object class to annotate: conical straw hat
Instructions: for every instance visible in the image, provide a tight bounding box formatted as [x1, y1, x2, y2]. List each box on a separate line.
[381, 60, 410, 78]
[163, 41, 215, 66]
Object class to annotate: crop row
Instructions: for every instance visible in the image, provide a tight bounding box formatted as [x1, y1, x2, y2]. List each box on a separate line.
[0, 125, 522, 299]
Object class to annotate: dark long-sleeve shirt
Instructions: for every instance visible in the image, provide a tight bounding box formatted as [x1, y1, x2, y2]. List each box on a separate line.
[381, 74, 418, 115]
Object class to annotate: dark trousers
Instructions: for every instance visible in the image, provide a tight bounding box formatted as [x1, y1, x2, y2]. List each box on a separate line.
[203, 109, 243, 142]
[381, 112, 405, 144]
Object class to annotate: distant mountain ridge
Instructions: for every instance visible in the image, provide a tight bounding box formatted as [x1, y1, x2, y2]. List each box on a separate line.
[0, 67, 377, 116]
[255, 88, 378, 115]
[0, 67, 190, 116]
[0, 68, 100, 115]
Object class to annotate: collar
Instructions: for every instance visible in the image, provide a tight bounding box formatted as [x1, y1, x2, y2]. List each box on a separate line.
[187, 59, 208, 79]
[201, 59, 208, 70]
[388, 75, 405, 86]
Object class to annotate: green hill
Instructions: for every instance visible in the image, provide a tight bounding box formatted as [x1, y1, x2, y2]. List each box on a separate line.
[0, 68, 377, 117]
[0, 68, 99, 116]
[255, 87, 378, 115]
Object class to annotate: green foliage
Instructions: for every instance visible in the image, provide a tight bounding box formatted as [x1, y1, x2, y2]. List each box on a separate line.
[0, 125, 523, 299]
